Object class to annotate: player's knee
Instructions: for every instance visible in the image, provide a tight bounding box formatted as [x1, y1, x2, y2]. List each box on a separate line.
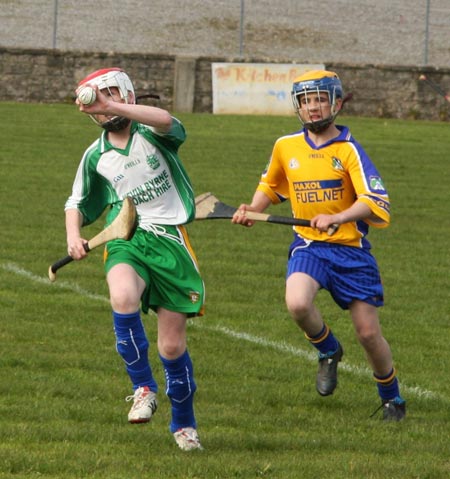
[110, 291, 141, 313]
[356, 327, 380, 349]
[286, 298, 311, 323]
[158, 338, 185, 359]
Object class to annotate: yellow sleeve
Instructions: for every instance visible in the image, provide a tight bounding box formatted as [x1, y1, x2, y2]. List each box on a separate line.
[345, 143, 391, 229]
[358, 195, 390, 228]
[255, 139, 290, 204]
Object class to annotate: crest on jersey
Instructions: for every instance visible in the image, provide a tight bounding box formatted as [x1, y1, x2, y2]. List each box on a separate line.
[289, 158, 300, 169]
[146, 154, 160, 170]
[332, 156, 344, 171]
[370, 176, 385, 191]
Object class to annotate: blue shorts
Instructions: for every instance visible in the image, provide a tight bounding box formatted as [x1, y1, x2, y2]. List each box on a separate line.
[287, 241, 384, 310]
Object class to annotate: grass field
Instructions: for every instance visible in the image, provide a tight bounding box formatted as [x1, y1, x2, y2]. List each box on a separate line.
[1, 103, 450, 478]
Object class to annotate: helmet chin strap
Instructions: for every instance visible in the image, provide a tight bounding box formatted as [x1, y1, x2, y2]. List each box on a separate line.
[300, 96, 341, 134]
[88, 85, 135, 132]
[100, 116, 131, 132]
[304, 116, 335, 134]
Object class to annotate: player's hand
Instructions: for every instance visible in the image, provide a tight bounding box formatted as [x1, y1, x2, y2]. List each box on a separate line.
[75, 85, 111, 114]
[310, 214, 340, 234]
[67, 237, 89, 260]
[232, 204, 256, 227]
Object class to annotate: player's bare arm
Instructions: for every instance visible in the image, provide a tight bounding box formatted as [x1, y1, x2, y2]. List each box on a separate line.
[65, 208, 88, 260]
[77, 84, 172, 133]
[232, 190, 272, 227]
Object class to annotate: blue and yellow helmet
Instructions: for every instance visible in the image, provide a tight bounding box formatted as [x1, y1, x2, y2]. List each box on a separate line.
[291, 70, 343, 133]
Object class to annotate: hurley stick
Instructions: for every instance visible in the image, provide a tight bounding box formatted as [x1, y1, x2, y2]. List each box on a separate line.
[195, 192, 339, 235]
[48, 197, 137, 282]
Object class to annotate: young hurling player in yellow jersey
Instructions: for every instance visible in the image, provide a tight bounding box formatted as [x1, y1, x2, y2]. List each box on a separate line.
[232, 70, 405, 421]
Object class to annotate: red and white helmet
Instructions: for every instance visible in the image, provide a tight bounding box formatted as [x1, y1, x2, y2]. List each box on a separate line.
[78, 68, 135, 131]
[79, 67, 135, 102]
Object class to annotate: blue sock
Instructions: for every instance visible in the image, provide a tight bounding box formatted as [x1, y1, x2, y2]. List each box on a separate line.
[374, 368, 403, 401]
[159, 350, 197, 433]
[113, 311, 158, 392]
[306, 324, 339, 356]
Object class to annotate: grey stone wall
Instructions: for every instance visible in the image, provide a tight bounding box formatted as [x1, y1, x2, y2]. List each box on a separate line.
[1, 47, 450, 121]
[0, 48, 176, 105]
[2, 0, 450, 69]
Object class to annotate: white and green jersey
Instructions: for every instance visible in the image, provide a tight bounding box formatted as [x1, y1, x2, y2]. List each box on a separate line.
[65, 118, 195, 229]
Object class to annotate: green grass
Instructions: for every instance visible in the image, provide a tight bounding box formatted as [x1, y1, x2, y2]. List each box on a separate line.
[1, 103, 450, 478]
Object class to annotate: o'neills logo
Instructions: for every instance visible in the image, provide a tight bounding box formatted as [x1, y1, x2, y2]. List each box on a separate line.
[189, 291, 200, 303]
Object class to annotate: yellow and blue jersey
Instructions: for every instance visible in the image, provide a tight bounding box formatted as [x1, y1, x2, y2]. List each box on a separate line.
[257, 126, 390, 248]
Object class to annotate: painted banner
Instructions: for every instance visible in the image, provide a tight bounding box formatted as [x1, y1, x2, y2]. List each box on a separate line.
[212, 63, 325, 115]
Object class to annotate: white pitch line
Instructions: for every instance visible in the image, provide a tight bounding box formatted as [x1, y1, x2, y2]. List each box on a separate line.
[193, 323, 441, 401]
[2, 262, 109, 304]
[2, 261, 444, 402]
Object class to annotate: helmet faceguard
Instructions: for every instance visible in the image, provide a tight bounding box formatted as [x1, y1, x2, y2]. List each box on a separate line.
[78, 68, 135, 132]
[291, 70, 343, 133]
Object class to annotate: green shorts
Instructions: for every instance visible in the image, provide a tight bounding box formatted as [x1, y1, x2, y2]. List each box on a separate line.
[104, 225, 205, 317]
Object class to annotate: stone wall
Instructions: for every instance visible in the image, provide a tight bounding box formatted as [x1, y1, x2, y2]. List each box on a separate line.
[1, 48, 450, 121]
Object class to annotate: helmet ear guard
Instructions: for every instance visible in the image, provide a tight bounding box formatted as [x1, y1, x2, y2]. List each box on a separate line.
[291, 70, 343, 133]
[78, 68, 135, 131]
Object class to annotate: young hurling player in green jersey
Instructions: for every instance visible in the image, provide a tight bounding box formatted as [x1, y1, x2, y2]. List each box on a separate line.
[232, 70, 405, 421]
[65, 67, 205, 450]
